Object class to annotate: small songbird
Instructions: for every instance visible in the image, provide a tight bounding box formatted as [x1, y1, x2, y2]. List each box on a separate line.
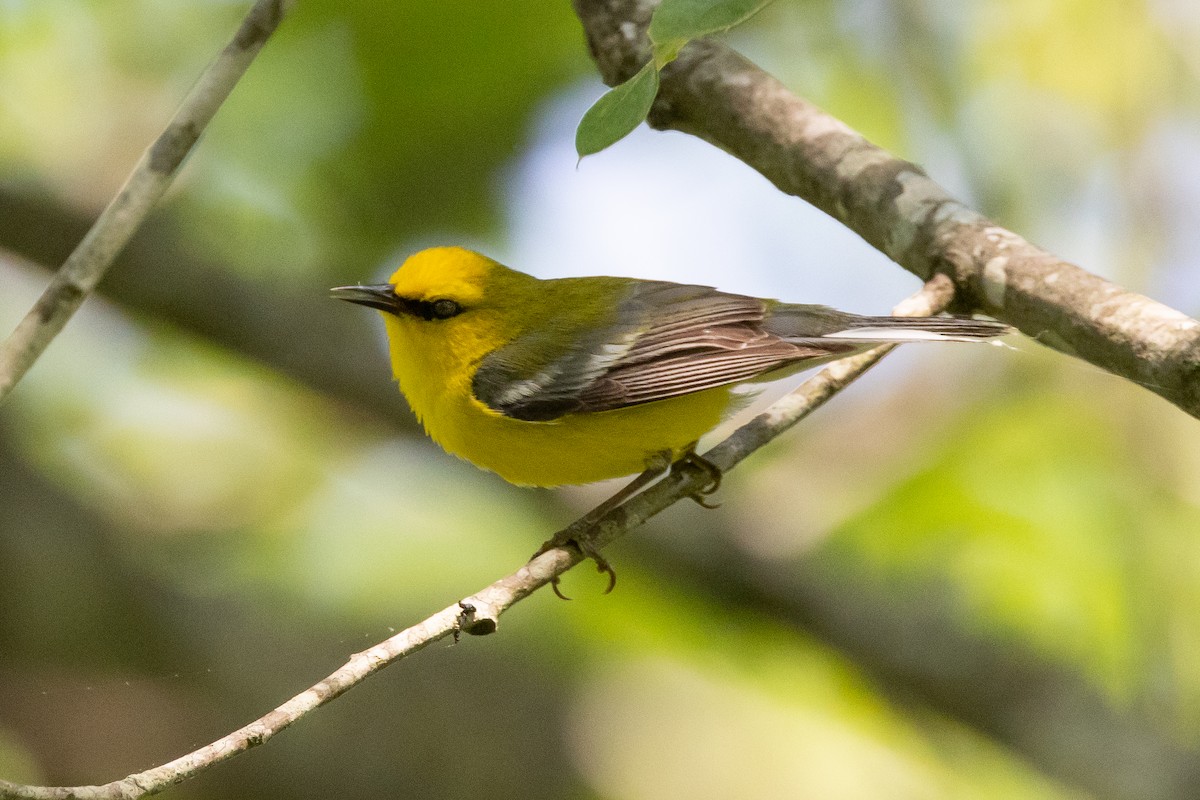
[332, 246, 1009, 491]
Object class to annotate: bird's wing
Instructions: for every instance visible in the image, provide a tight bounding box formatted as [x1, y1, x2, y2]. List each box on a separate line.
[471, 282, 852, 422]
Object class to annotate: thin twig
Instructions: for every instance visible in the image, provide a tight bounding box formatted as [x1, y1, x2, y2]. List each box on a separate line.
[0, 277, 955, 800]
[0, 0, 293, 403]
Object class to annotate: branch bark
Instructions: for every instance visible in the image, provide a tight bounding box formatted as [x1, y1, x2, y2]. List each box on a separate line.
[0, 0, 293, 403]
[0, 278, 953, 800]
[572, 0, 1200, 419]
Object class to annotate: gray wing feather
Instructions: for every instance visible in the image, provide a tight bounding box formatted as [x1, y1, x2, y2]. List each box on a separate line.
[472, 282, 852, 421]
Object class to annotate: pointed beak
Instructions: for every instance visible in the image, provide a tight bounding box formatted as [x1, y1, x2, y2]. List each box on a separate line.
[330, 283, 401, 314]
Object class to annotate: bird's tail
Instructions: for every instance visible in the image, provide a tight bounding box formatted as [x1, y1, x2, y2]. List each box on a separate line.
[766, 304, 1011, 344]
[823, 314, 1011, 343]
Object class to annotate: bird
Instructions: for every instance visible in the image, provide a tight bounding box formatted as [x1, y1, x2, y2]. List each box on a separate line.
[332, 246, 1009, 496]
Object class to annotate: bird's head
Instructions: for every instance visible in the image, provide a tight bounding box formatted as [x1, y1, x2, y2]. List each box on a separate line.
[331, 247, 541, 393]
[332, 246, 539, 321]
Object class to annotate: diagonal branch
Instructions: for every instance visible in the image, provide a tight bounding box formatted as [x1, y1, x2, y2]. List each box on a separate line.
[572, 0, 1200, 419]
[0, 277, 955, 800]
[0, 0, 293, 404]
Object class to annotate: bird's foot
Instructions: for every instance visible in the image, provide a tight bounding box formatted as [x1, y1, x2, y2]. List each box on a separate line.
[529, 461, 672, 599]
[675, 449, 723, 508]
[534, 527, 617, 599]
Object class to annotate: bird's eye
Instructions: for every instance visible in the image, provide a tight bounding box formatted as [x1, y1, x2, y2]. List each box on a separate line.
[431, 299, 462, 319]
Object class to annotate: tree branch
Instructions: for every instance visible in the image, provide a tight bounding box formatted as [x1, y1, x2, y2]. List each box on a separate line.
[0, 0, 293, 404]
[0, 278, 954, 800]
[572, 0, 1200, 419]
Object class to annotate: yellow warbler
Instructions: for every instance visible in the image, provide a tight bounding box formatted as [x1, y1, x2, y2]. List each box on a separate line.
[332, 247, 1008, 490]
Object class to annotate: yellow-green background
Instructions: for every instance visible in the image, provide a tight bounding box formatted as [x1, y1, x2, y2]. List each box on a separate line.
[2, 1, 1200, 798]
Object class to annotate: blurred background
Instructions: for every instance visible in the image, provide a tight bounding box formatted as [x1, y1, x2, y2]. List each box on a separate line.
[2, 1, 1200, 798]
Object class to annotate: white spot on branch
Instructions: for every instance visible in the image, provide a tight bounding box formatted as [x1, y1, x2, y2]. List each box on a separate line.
[983, 256, 1008, 309]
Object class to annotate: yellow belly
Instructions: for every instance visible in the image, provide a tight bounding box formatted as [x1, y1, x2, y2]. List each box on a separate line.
[381, 312, 735, 486]
[415, 385, 733, 487]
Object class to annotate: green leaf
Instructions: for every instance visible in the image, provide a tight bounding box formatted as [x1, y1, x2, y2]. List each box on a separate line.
[650, 0, 776, 65]
[575, 62, 661, 157]
[575, 0, 776, 155]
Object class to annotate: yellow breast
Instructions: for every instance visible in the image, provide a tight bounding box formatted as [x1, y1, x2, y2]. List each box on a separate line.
[383, 311, 729, 485]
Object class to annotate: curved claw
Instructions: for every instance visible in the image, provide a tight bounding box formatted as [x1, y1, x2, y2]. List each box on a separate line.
[537, 534, 618, 598]
[689, 493, 721, 509]
[576, 536, 617, 594]
[676, 449, 723, 503]
[550, 576, 572, 601]
[595, 557, 618, 594]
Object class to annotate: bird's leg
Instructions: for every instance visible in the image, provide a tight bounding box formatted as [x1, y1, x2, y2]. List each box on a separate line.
[534, 454, 673, 598]
[674, 445, 723, 509]
[579, 453, 674, 523]
[534, 448, 724, 597]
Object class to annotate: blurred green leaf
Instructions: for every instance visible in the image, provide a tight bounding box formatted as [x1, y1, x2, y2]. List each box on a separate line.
[0, 726, 40, 786]
[967, 0, 1173, 139]
[650, 0, 776, 64]
[816, 385, 1172, 696]
[575, 62, 660, 157]
[562, 568, 1081, 800]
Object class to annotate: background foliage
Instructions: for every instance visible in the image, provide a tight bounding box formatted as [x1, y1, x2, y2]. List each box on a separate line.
[2, 1, 1200, 798]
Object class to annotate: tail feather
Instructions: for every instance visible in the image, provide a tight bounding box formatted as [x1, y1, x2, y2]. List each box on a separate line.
[826, 315, 1011, 343]
[765, 303, 1011, 344]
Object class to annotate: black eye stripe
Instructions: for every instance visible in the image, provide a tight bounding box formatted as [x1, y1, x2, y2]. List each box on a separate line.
[397, 297, 464, 320]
